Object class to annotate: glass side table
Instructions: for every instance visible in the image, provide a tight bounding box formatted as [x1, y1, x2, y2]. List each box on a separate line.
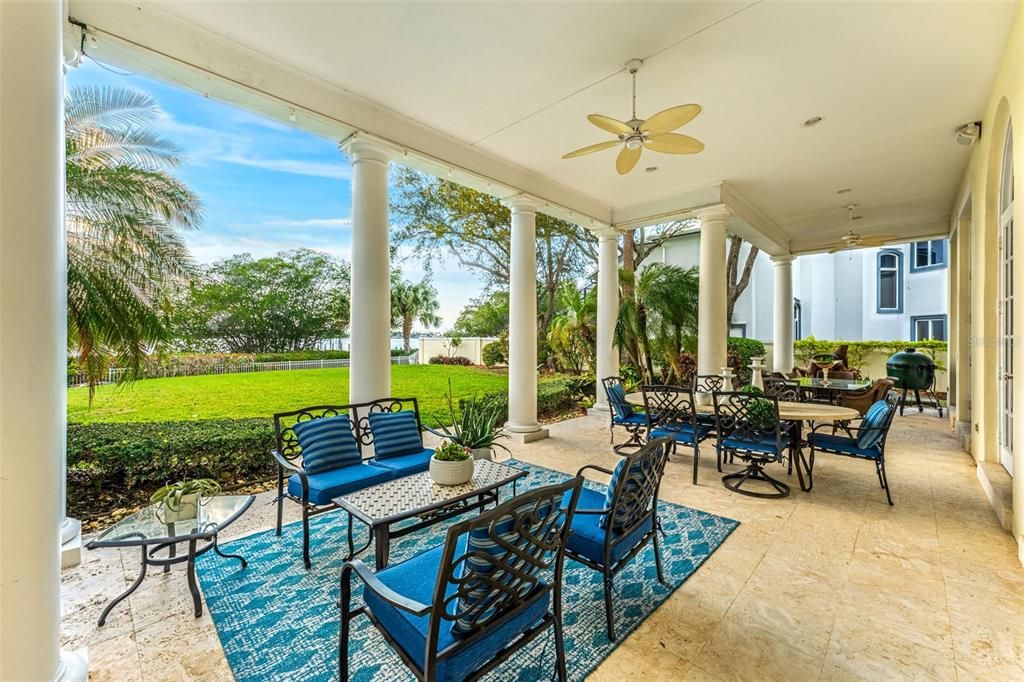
[86, 494, 254, 625]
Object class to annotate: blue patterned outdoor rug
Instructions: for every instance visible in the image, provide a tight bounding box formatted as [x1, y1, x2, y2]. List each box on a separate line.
[196, 460, 738, 681]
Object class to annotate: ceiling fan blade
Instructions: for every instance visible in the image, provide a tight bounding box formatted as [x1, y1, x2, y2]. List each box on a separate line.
[588, 114, 633, 136]
[857, 235, 900, 246]
[645, 133, 705, 155]
[616, 146, 642, 175]
[827, 244, 851, 254]
[640, 104, 702, 134]
[561, 140, 621, 160]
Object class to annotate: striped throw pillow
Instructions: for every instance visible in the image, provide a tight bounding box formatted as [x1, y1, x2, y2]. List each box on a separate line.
[292, 414, 361, 473]
[367, 410, 423, 459]
[857, 400, 890, 450]
[608, 383, 634, 419]
[600, 456, 647, 531]
[451, 496, 557, 636]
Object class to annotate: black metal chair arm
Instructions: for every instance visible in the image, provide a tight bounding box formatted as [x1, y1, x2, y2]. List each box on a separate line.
[575, 464, 615, 478]
[342, 559, 432, 617]
[271, 449, 303, 474]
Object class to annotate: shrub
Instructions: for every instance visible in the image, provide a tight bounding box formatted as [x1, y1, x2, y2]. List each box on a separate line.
[728, 337, 767, 382]
[429, 355, 472, 365]
[462, 378, 575, 424]
[481, 341, 505, 367]
[793, 337, 949, 373]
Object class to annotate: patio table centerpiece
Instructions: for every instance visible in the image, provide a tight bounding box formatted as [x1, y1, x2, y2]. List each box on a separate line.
[434, 381, 510, 461]
[149, 478, 221, 524]
[429, 441, 475, 486]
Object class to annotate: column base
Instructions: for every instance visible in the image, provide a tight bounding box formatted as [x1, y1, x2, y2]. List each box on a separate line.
[55, 649, 88, 682]
[61, 518, 82, 569]
[587, 404, 611, 416]
[504, 423, 550, 443]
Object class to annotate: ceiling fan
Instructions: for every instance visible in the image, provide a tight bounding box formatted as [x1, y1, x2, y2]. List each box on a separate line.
[562, 58, 704, 175]
[827, 204, 898, 253]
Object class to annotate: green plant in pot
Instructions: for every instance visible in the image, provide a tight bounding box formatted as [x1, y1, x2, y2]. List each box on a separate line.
[429, 441, 475, 486]
[436, 380, 509, 461]
[150, 478, 220, 524]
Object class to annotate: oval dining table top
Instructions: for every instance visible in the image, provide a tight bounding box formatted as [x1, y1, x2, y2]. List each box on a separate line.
[623, 392, 860, 422]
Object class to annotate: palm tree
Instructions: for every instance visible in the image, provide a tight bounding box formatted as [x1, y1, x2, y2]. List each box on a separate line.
[391, 280, 441, 352]
[66, 86, 202, 395]
[546, 284, 597, 374]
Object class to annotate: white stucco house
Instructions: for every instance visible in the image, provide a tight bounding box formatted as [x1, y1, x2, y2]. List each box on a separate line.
[655, 232, 949, 343]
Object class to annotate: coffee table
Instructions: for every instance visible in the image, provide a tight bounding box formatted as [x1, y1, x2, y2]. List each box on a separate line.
[86, 494, 254, 625]
[333, 460, 528, 569]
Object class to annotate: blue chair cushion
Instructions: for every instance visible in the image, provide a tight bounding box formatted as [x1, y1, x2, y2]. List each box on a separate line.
[651, 423, 712, 444]
[607, 383, 634, 419]
[368, 410, 423, 459]
[808, 433, 882, 459]
[612, 413, 646, 426]
[363, 543, 550, 681]
[371, 448, 435, 477]
[287, 462, 392, 505]
[563, 487, 654, 566]
[600, 455, 656, 531]
[857, 400, 890, 450]
[720, 433, 791, 456]
[291, 414, 361, 473]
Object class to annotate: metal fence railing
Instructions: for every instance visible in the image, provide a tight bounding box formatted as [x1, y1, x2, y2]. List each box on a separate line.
[68, 351, 419, 387]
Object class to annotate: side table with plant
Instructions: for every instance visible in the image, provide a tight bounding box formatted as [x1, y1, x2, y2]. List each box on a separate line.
[150, 478, 221, 524]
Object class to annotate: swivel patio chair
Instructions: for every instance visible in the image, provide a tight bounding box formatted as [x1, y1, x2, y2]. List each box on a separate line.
[340, 478, 583, 682]
[601, 376, 646, 454]
[711, 392, 794, 498]
[562, 438, 671, 641]
[642, 385, 711, 484]
[763, 374, 802, 402]
[806, 392, 900, 505]
[693, 374, 728, 467]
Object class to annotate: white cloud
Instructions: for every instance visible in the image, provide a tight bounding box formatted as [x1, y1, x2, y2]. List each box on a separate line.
[257, 217, 351, 229]
[184, 233, 351, 264]
[220, 155, 351, 180]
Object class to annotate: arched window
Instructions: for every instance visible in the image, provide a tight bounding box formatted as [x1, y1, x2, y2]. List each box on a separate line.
[876, 249, 903, 313]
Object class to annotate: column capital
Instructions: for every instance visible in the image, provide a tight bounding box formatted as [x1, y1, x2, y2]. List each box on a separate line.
[502, 194, 546, 214]
[694, 204, 731, 224]
[594, 227, 620, 241]
[340, 132, 399, 164]
[770, 254, 796, 266]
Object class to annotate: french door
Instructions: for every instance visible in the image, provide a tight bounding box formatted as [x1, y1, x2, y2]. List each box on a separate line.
[999, 124, 1014, 476]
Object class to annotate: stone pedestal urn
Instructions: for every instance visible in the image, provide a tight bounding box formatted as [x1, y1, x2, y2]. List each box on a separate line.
[749, 356, 766, 390]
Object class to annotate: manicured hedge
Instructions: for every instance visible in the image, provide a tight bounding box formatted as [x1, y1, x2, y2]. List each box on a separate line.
[429, 355, 473, 365]
[464, 378, 575, 423]
[481, 341, 505, 367]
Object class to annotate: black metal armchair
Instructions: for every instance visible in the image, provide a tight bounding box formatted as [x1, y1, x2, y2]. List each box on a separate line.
[340, 478, 583, 681]
[563, 438, 671, 640]
[711, 392, 794, 499]
[601, 376, 646, 454]
[641, 385, 711, 484]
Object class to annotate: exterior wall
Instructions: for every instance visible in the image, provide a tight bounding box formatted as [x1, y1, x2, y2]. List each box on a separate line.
[950, 0, 1024, 564]
[417, 337, 499, 365]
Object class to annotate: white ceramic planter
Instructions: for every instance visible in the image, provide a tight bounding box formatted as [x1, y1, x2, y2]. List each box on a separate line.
[429, 456, 475, 486]
[471, 447, 493, 461]
[156, 492, 199, 524]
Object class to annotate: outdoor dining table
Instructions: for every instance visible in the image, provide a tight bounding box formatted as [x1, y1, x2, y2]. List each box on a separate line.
[623, 393, 859, 492]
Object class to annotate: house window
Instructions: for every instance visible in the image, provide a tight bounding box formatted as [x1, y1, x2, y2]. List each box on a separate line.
[911, 315, 947, 341]
[729, 323, 747, 338]
[910, 239, 946, 271]
[793, 299, 802, 340]
[877, 249, 903, 313]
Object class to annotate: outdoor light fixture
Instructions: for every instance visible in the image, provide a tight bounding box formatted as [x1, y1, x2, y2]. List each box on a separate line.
[956, 121, 982, 146]
[803, 116, 824, 127]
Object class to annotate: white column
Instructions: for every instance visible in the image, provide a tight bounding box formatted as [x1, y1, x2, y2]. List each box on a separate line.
[503, 195, 548, 442]
[0, 2, 87, 680]
[594, 228, 620, 409]
[342, 136, 393, 404]
[696, 206, 730, 378]
[772, 255, 796, 374]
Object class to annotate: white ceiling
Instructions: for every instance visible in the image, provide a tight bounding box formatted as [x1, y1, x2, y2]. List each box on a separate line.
[96, 0, 1016, 251]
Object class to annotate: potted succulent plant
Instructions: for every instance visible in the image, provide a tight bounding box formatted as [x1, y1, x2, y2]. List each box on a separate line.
[150, 478, 221, 524]
[435, 381, 509, 461]
[429, 441, 475, 486]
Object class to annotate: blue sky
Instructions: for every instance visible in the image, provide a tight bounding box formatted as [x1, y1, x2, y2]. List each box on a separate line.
[67, 60, 484, 330]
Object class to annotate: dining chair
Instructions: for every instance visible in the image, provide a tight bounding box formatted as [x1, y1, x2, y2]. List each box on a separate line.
[711, 391, 794, 498]
[641, 385, 711, 483]
[601, 376, 646, 454]
[562, 437, 671, 641]
[339, 478, 583, 681]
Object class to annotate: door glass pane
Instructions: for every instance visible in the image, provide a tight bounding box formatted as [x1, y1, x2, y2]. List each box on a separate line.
[933, 319, 946, 341]
[880, 271, 896, 309]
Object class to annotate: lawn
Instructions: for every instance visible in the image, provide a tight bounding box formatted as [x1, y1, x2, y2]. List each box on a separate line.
[67, 365, 509, 423]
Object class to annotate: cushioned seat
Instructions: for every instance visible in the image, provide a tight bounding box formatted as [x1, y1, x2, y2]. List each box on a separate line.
[612, 413, 646, 426]
[288, 463, 393, 505]
[808, 433, 882, 459]
[562, 487, 653, 565]
[719, 434, 791, 456]
[363, 542, 550, 681]
[370, 448, 435, 476]
[650, 423, 712, 444]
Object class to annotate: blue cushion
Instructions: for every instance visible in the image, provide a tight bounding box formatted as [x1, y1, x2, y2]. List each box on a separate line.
[291, 414, 361, 474]
[607, 383, 634, 419]
[371, 448, 435, 476]
[563, 487, 654, 565]
[451, 493, 557, 636]
[368, 410, 423, 459]
[858, 400, 890, 449]
[287, 462, 392, 505]
[720, 434, 790, 456]
[600, 457, 655, 531]
[612, 413, 646, 426]
[363, 543, 550, 681]
[808, 433, 882, 459]
[651, 423, 712, 444]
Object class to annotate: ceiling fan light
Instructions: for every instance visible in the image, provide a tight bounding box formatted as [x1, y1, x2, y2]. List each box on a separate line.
[625, 136, 643, 150]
